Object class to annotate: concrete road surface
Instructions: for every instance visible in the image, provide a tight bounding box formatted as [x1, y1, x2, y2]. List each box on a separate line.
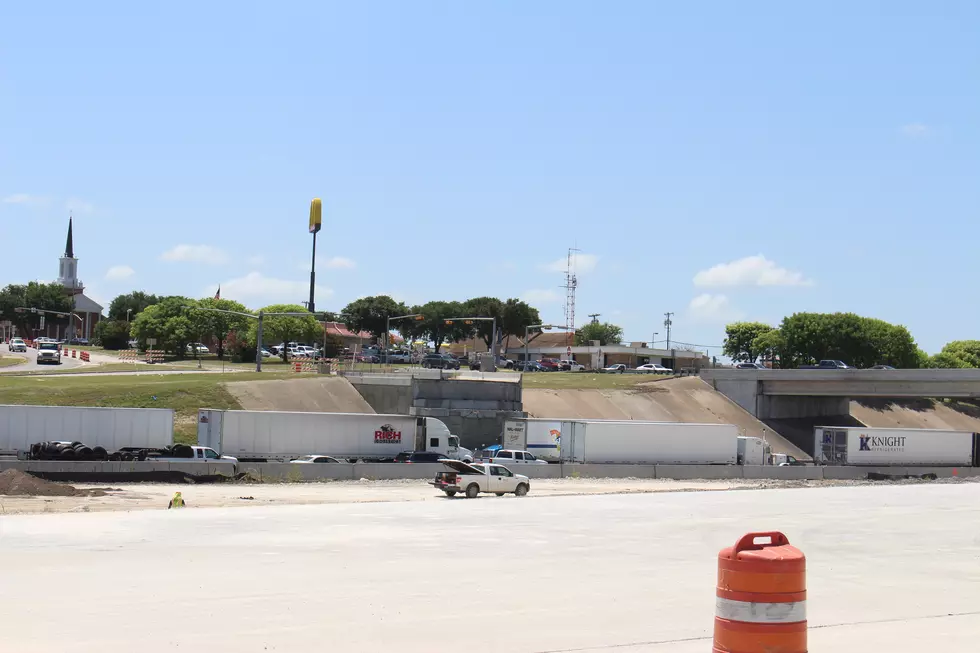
[0, 349, 84, 373]
[0, 483, 977, 652]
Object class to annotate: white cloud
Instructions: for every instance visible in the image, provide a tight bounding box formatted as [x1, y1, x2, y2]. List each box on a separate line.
[324, 256, 356, 270]
[160, 244, 229, 265]
[212, 272, 333, 306]
[65, 197, 96, 215]
[2, 193, 51, 208]
[901, 123, 929, 137]
[688, 293, 742, 323]
[693, 255, 812, 288]
[542, 252, 598, 274]
[105, 265, 135, 281]
[522, 289, 561, 303]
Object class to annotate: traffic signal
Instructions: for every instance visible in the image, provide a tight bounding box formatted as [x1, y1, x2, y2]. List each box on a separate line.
[464, 320, 474, 325]
[415, 315, 424, 321]
[444, 320, 453, 325]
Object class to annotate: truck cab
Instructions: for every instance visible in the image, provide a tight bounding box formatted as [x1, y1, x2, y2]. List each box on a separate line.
[421, 417, 474, 462]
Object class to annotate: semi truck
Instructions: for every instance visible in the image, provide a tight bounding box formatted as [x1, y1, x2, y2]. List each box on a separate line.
[197, 409, 473, 462]
[0, 405, 174, 457]
[502, 418, 747, 465]
[814, 426, 980, 467]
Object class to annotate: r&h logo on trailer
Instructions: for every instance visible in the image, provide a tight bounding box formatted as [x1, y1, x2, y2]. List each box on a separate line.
[374, 423, 402, 444]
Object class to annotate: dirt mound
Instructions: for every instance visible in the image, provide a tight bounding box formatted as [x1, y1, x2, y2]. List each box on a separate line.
[224, 377, 375, 413]
[851, 398, 980, 431]
[0, 469, 97, 497]
[522, 376, 807, 458]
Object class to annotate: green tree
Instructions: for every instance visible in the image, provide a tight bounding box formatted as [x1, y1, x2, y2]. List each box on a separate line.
[130, 296, 197, 356]
[752, 329, 787, 368]
[722, 322, 774, 362]
[249, 304, 321, 362]
[928, 341, 980, 368]
[107, 291, 160, 322]
[340, 296, 407, 340]
[575, 321, 624, 346]
[460, 297, 542, 351]
[778, 312, 921, 369]
[411, 301, 470, 352]
[0, 282, 74, 337]
[92, 319, 131, 350]
[195, 297, 252, 359]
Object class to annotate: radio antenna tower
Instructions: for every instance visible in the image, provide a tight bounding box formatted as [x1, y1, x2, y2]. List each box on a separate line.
[562, 247, 580, 348]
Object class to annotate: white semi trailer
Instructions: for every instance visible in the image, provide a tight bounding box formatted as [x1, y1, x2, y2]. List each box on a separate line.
[503, 418, 744, 464]
[198, 409, 473, 462]
[0, 405, 174, 456]
[814, 426, 980, 466]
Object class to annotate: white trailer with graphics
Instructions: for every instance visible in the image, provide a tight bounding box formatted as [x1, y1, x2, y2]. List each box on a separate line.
[0, 404, 174, 456]
[814, 426, 980, 466]
[503, 418, 743, 464]
[198, 409, 472, 462]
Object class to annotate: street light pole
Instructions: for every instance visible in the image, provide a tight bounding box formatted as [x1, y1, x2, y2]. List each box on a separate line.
[384, 313, 424, 365]
[308, 198, 322, 314]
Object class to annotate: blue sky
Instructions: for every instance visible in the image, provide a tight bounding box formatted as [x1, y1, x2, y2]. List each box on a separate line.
[2, 1, 977, 357]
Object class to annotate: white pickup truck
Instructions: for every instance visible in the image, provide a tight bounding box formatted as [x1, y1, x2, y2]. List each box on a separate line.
[431, 460, 530, 498]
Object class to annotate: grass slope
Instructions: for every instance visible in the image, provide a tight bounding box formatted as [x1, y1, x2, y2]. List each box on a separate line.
[0, 373, 279, 443]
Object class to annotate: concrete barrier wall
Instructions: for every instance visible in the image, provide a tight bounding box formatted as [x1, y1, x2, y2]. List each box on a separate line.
[3, 460, 980, 481]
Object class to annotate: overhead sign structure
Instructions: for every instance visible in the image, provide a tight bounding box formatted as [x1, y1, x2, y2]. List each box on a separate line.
[309, 198, 322, 234]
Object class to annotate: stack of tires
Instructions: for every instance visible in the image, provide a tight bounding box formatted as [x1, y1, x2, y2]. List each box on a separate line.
[29, 441, 109, 461]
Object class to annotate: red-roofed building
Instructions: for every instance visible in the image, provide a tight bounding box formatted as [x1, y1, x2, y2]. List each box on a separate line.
[322, 322, 374, 350]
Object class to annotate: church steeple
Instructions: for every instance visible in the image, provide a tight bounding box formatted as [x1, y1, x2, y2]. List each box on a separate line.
[65, 216, 74, 258]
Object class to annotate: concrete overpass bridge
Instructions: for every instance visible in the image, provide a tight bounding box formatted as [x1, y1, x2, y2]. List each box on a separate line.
[700, 369, 980, 455]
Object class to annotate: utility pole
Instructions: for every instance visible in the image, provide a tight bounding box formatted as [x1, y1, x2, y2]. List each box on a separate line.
[588, 313, 600, 324]
[663, 312, 673, 351]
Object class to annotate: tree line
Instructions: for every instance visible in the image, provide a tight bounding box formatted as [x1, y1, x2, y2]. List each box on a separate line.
[2, 284, 629, 359]
[722, 313, 972, 369]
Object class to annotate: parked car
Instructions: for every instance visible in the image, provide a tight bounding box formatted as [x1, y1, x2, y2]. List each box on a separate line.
[388, 351, 412, 364]
[394, 451, 447, 464]
[186, 343, 209, 354]
[538, 358, 562, 371]
[421, 353, 459, 370]
[290, 455, 343, 464]
[735, 362, 767, 369]
[8, 338, 27, 353]
[432, 460, 530, 498]
[356, 352, 380, 363]
[799, 360, 850, 369]
[68, 337, 89, 345]
[260, 348, 273, 358]
[36, 341, 62, 365]
[869, 365, 896, 370]
[560, 359, 586, 371]
[604, 364, 627, 373]
[491, 449, 549, 465]
[515, 360, 546, 372]
[127, 339, 140, 349]
[636, 363, 672, 374]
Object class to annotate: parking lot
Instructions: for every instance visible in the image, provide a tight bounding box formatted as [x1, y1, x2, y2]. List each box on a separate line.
[0, 481, 977, 652]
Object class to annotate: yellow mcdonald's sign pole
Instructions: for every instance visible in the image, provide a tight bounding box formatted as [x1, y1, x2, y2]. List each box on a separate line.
[308, 198, 322, 313]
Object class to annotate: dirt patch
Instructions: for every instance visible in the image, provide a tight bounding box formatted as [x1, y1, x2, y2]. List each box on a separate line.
[0, 469, 105, 497]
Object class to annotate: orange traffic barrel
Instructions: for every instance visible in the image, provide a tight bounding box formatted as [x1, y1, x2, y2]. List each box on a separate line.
[714, 531, 806, 653]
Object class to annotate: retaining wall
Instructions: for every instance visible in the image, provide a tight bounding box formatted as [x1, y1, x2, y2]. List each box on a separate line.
[3, 460, 979, 482]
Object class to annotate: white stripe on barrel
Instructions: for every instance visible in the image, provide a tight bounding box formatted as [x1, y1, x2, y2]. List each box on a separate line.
[715, 597, 807, 624]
